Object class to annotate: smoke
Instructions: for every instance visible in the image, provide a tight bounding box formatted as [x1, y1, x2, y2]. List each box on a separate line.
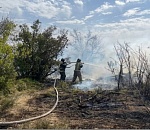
[61, 29, 109, 80]
[63, 54, 113, 81]
[64, 59, 108, 80]
[59, 54, 118, 90]
[57, 19, 150, 90]
[72, 78, 117, 91]
[60, 29, 149, 90]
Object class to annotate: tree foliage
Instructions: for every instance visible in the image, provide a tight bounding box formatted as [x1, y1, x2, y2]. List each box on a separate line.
[14, 20, 68, 81]
[0, 18, 16, 91]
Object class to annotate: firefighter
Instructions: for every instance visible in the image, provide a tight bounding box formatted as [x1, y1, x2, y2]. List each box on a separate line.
[59, 58, 67, 81]
[72, 58, 83, 83]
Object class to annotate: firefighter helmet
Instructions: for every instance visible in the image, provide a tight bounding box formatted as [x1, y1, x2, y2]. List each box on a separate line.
[77, 58, 81, 62]
[61, 58, 65, 62]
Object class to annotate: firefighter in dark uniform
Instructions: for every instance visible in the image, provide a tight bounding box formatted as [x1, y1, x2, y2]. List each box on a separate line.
[72, 58, 83, 83]
[59, 58, 67, 81]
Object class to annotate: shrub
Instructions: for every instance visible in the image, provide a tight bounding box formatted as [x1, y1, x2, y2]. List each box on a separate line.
[0, 98, 14, 112]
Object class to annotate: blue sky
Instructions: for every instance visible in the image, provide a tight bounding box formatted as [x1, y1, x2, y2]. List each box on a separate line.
[0, 0, 150, 78]
[0, 0, 150, 30]
[0, 0, 150, 41]
[0, 0, 150, 45]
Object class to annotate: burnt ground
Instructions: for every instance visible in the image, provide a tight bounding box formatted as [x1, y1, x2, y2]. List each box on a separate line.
[55, 85, 150, 129]
[0, 81, 150, 129]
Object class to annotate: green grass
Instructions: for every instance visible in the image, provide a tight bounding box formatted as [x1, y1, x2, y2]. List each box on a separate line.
[0, 97, 15, 112]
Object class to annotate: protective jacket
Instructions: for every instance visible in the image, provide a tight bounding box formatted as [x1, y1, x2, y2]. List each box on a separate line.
[72, 60, 83, 83]
[59, 62, 67, 72]
[75, 62, 83, 71]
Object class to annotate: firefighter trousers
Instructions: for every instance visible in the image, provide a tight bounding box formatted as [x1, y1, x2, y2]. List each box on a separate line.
[60, 71, 66, 81]
[72, 70, 82, 83]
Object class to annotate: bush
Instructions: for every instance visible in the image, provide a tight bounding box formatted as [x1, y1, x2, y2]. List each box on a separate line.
[15, 78, 43, 91]
[0, 18, 16, 94]
[16, 80, 27, 91]
[0, 97, 14, 112]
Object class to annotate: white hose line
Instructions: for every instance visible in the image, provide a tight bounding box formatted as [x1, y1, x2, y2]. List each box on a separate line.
[0, 79, 58, 126]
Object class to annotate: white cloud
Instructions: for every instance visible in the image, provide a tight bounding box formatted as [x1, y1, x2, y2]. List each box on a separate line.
[95, 2, 114, 13]
[126, 0, 141, 3]
[9, 6, 23, 17]
[93, 18, 150, 48]
[0, 0, 23, 8]
[83, 15, 93, 21]
[123, 8, 140, 17]
[94, 18, 150, 30]
[59, 5, 72, 18]
[0, 0, 24, 16]
[74, 0, 83, 6]
[137, 9, 150, 15]
[93, 18, 150, 46]
[115, 0, 126, 5]
[0, 0, 73, 19]
[56, 19, 85, 24]
[102, 12, 112, 15]
[90, 2, 114, 15]
[92, 17, 150, 64]
[115, 0, 141, 5]
[123, 8, 150, 17]
[24, 0, 72, 19]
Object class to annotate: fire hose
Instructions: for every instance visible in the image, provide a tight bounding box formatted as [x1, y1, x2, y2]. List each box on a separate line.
[0, 78, 58, 126]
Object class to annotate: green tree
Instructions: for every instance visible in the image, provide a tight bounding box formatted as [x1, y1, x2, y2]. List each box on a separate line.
[0, 18, 16, 92]
[14, 20, 68, 81]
